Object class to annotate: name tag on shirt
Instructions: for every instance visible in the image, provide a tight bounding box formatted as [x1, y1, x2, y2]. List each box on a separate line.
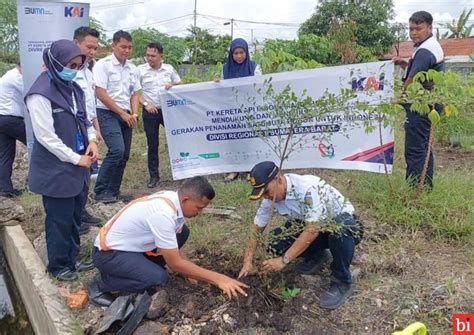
[76, 132, 85, 152]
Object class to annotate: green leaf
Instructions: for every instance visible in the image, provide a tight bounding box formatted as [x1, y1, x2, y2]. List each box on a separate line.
[428, 109, 441, 125]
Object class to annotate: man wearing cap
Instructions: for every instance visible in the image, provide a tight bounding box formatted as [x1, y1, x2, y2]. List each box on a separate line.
[239, 161, 361, 309]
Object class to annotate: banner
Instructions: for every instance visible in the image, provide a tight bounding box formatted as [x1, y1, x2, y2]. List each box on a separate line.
[160, 61, 395, 180]
[17, 0, 90, 153]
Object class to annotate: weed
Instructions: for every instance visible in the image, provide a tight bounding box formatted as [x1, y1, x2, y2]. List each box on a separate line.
[281, 286, 301, 300]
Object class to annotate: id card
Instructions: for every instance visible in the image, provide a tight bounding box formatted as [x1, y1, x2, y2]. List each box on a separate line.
[75, 132, 85, 152]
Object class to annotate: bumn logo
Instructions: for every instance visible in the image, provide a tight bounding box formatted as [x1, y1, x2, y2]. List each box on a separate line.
[166, 99, 188, 108]
[24, 7, 46, 15]
[453, 314, 474, 335]
[64, 6, 84, 17]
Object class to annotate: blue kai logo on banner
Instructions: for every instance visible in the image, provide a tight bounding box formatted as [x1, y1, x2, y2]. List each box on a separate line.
[64, 6, 84, 17]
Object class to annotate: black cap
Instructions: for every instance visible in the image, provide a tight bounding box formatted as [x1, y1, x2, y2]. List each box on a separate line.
[247, 161, 279, 200]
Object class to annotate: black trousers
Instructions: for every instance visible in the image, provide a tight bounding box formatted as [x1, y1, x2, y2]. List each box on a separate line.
[268, 213, 361, 284]
[43, 184, 88, 276]
[93, 224, 189, 293]
[0, 115, 26, 193]
[143, 109, 164, 179]
[403, 103, 441, 189]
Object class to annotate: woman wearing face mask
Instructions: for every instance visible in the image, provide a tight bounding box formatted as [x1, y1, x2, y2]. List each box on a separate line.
[221, 38, 261, 182]
[25, 39, 99, 281]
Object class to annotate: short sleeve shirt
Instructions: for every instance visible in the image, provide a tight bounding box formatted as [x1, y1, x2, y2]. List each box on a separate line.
[93, 54, 141, 111]
[0, 67, 24, 118]
[74, 67, 96, 122]
[137, 62, 181, 107]
[94, 191, 186, 252]
[254, 174, 354, 228]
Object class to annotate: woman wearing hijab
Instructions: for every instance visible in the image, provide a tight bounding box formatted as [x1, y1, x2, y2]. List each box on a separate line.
[25, 39, 99, 281]
[222, 38, 261, 181]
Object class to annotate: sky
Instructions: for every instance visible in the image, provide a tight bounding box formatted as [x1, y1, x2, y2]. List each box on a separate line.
[88, 0, 474, 42]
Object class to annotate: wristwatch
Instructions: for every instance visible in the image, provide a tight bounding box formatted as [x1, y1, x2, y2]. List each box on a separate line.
[282, 254, 291, 264]
[143, 101, 149, 107]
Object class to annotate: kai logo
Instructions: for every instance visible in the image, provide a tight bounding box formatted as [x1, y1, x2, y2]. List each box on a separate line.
[318, 141, 335, 158]
[351, 74, 385, 91]
[64, 6, 84, 17]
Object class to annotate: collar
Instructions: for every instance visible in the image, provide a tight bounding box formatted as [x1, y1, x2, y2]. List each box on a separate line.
[146, 62, 164, 71]
[414, 34, 433, 48]
[111, 53, 129, 68]
[172, 191, 185, 219]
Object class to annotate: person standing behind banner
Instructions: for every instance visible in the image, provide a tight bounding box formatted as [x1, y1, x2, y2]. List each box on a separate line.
[73, 26, 103, 229]
[392, 11, 445, 189]
[93, 30, 141, 203]
[0, 64, 26, 198]
[137, 42, 182, 189]
[25, 40, 99, 281]
[221, 38, 262, 182]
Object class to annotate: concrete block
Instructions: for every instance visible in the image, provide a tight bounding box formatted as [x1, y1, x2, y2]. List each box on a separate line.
[0, 225, 83, 335]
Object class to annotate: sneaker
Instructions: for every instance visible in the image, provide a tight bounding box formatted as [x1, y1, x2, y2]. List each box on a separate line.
[79, 222, 90, 235]
[319, 279, 354, 310]
[95, 194, 118, 204]
[75, 260, 95, 272]
[81, 209, 102, 226]
[297, 249, 332, 275]
[54, 269, 78, 282]
[147, 176, 160, 188]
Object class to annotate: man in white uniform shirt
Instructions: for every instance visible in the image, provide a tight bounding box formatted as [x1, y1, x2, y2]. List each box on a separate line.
[73, 26, 103, 228]
[88, 176, 248, 306]
[93, 30, 141, 203]
[137, 42, 182, 188]
[239, 161, 362, 310]
[0, 64, 26, 198]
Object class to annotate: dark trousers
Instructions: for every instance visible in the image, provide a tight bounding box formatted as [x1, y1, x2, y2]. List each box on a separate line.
[0, 115, 26, 193]
[404, 104, 438, 189]
[143, 109, 164, 179]
[94, 108, 132, 197]
[42, 184, 87, 276]
[93, 225, 190, 293]
[268, 213, 361, 284]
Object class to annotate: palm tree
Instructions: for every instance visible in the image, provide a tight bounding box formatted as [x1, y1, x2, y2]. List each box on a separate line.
[442, 8, 473, 39]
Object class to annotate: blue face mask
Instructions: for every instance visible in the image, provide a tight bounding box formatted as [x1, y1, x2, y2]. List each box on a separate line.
[48, 48, 80, 82]
[56, 67, 78, 81]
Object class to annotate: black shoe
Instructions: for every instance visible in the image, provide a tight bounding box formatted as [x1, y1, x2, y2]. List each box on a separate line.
[54, 269, 78, 282]
[147, 176, 160, 188]
[117, 193, 134, 203]
[95, 194, 118, 204]
[297, 249, 332, 275]
[319, 279, 354, 310]
[81, 209, 102, 226]
[79, 221, 90, 235]
[87, 280, 115, 307]
[75, 260, 95, 272]
[0, 189, 23, 198]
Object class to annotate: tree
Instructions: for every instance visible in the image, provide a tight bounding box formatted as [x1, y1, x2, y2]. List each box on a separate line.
[130, 28, 187, 69]
[299, 0, 396, 56]
[90, 17, 108, 48]
[184, 26, 231, 65]
[0, 0, 18, 63]
[441, 8, 473, 38]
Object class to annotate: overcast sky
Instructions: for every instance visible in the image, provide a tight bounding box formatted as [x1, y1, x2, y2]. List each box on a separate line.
[89, 0, 474, 42]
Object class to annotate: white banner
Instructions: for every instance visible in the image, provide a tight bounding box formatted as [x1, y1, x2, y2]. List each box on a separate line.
[17, 0, 90, 152]
[161, 61, 395, 180]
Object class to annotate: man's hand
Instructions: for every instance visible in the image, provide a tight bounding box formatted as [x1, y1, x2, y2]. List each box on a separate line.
[77, 155, 93, 168]
[96, 130, 104, 144]
[392, 56, 408, 69]
[238, 259, 254, 278]
[85, 142, 99, 161]
[215, 274, 249, 298]
[262, 257, 286, 273]
[144, 103, 159, 113]
[164, 84, 173, 90]
[120, 111, 137, 128]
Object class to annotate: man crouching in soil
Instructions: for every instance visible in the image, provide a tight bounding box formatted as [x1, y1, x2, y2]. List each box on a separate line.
[88, 176, 248, 306]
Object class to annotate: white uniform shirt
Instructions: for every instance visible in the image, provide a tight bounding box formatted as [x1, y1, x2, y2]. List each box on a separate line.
[0, 67, 24, 117]
[74, 66, 97, 122]
[93, 54, 141, 111]
[26, 94, 96, 165]
[254, 174, 355, 228]
[137, 62, 181, 107]
[94, 191, 186, 252]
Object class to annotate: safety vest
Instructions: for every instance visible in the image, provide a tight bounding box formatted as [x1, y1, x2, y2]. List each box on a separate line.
[98, 192, 177, 256]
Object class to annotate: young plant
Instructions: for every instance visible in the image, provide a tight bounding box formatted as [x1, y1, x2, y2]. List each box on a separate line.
[281, 286, 301, 300]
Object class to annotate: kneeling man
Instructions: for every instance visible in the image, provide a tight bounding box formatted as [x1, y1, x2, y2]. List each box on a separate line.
[239, 162, 361, 309]
[88, 176, 248, 306]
